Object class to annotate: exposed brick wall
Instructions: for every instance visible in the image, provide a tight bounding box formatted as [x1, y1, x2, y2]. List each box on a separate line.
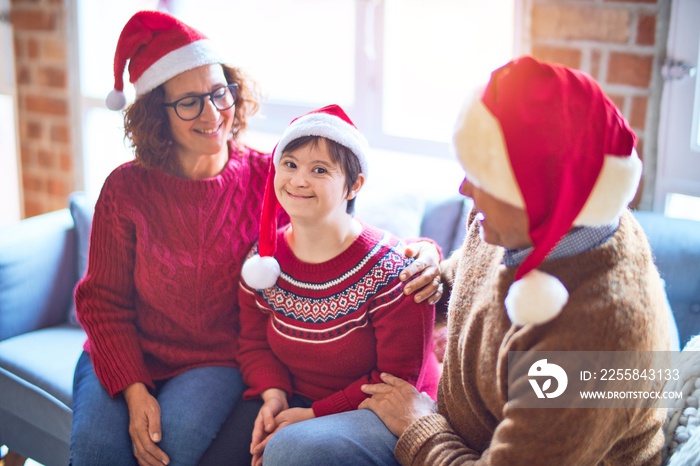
[11, 0, 73, 218]
[524, 0, 670, 209]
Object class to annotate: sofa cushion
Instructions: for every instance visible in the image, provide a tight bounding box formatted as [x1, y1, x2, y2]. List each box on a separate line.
[421, 196, 472, 255]
[0, 324, 85, 461]
[0, 210, 77, 341]
[0, 324, 85, 408]
[68, 192, 95, 326]
[355, 185, 425, 239]
[634, 211, 700, 348]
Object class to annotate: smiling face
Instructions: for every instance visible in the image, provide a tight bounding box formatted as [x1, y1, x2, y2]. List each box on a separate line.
[459, 177, 532, 250]
[162, 64, 234, 165]
[275, 138, 364, 225]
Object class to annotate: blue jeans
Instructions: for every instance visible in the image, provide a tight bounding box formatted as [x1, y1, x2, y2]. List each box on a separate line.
[199, 394, 312, 465]
[263, 409, 400, 466]
[70, 351, 244, 466]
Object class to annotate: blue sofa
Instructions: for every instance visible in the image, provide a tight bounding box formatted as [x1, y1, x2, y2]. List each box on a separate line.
[1, 192, 699, 465]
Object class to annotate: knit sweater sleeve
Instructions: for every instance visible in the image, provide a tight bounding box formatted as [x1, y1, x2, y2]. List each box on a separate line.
[74, 171, 152, 397]
[312, 284, 436, 417]
[396, 315, 666, 465]
[396, 401, 662, 465]
[237, 277, 294, 400]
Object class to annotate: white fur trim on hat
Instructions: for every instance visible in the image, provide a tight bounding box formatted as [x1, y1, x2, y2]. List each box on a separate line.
[453, 97, 525, 209]
[106, 89, 127, 111]
[133, 39, 224, 96]
[574, 148, 642, 226]
[273, 112, 370, 177]
[454, 97, 641, 227]
[505, 269, 569, 326]
[241, 254, 281, 290]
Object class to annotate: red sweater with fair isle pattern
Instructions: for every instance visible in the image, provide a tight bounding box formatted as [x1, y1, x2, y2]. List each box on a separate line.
[75, 145, 271, 397]
[237, 224, 440, 417]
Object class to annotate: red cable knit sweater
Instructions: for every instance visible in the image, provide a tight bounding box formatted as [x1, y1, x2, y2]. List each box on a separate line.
[75, 145, 271, 397]
[237, 224, 440, 417]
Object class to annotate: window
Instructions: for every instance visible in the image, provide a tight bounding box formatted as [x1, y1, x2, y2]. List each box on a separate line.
[73, 0, 516, 200]
[656, 0, 700, 221]
[0, 0, 20, 225]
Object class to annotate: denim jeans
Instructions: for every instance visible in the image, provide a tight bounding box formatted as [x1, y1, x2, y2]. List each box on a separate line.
[263, 409, 400, 466]
[70, 351, 244, 466]
[199, 394, 313, 465]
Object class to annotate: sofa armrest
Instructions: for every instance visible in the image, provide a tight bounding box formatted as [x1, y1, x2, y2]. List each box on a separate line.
[0, 209, 78, 342]
[633, 211, 700, 348]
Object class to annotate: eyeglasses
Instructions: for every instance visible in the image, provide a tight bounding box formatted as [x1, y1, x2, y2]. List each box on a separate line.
[162, 83, 238, 121]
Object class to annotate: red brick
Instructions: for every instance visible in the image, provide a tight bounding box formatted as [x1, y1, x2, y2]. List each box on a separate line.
[60, 151, 73, 171]
[50, 124, 70, 143]
[11, 10, 55, 31]
[532, 4, 630, 43]
[21, 172, 44, 193]
[42, 38, 66, 61]
[27, 37, 39, 58]
[25, 120, 43, 139]
[607, 52, 653, 87]
[15, 65, 31, 84]
[18, 151, 32, 171]
[532, 45, 582, 69]
[629, 95, 648, 129]
[637, 14, 656, 46]
[11, 0, 43, 5]
[37, 66, 67, 88]
[24, 94, 68, 116]
[608, 94, 626, 113]
[49, 196, 69, 213]
[48, 177, 67, 197]
[38, 149, 55, 169]
[12, 0, 73, 217]
[13, 36, 24, 57]
[636, 138, 645, 161]
[23, 200, 43, 219]
[591, 49, 602, 79]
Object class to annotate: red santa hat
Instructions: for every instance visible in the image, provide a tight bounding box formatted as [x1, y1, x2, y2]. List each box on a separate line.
[453, 55, 642, 326]
[106, 10, 224, 110]
[241, 104, 370, 290]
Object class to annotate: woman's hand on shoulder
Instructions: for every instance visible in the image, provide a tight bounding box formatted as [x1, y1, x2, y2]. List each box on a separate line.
[401, 241, 444, 305]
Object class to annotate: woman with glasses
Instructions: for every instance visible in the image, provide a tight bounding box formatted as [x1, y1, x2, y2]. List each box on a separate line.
[70, 11, 442, 466]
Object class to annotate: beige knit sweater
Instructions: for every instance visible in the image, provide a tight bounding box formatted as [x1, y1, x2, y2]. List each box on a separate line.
[395, 211, 670, 466]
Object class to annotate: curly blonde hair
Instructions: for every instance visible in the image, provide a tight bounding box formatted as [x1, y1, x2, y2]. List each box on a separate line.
[123, 64, 260, 174]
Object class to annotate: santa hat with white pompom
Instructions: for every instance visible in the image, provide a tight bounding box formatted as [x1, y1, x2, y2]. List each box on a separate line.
[106, 10, 224, 111]
[241, 104, 369, 290]
[453, 56, 642, 326]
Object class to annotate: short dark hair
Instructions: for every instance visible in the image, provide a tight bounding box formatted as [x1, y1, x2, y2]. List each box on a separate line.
[122, 64, 260, 173]
[282, 136, 363, 214]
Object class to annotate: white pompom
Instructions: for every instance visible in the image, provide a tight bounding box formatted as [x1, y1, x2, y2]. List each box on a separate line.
[241, 255, 281, 290]
[106, 89, 127, 111]
[505, 269, 569, 326]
